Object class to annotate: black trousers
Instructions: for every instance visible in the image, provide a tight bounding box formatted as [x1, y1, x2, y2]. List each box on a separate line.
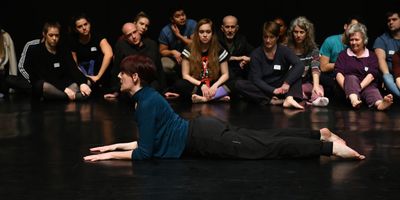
[235, 78, 303, 104]
[184, 116, 332, 159]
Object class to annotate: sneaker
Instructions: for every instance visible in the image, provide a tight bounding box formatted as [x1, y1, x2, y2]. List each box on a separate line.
[312, 97, 329, 107]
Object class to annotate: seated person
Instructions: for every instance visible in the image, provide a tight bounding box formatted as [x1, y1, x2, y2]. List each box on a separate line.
[335, 23, 393, 110]
[174, 18, 230, 103]
[25, 22, 91, 101]
[158, 6, 197, 90]
[218, 15, 254, 98]
[287, 16, 329, 107]
[373, 11, 400, 98]
[236, 21, 305, 109]
[0, 27, 17, 98]
[319, 16, 361, 99]
[104, 22, 165, 99]
[70, 13, 113, 95]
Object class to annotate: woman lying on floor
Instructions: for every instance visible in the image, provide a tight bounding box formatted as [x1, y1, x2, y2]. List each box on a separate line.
[84, 54, 365, 162]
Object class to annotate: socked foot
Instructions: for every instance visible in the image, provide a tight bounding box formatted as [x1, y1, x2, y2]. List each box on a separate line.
[312, 97, 329, 107]
[332, 142, 365, 160]
[376, 94, 393, 111]
[320, 128, 346, 144]
[283, 96, 304, 109]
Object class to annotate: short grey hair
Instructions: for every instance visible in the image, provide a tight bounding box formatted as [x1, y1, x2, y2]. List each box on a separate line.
[346, 23, 368, 45]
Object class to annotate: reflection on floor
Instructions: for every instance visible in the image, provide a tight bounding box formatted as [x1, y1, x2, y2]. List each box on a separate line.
[1, 94, 400, 199]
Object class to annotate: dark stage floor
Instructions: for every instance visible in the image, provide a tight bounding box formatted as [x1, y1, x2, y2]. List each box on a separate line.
[1, 94, 400, 200]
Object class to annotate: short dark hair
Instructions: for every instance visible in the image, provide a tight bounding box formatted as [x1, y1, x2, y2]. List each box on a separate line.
[386, 10, 400, 18]
[120, 55, 156, 84]
[168, 4, 185, 18]
[42, 21, 61, 34]
[263, 21, 280, 38]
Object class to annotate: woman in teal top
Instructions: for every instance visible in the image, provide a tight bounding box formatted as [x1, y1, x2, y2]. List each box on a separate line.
[83, 55, 365, 161]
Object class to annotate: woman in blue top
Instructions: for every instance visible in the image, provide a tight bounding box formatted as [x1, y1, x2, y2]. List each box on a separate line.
[83, 54, 365, 161]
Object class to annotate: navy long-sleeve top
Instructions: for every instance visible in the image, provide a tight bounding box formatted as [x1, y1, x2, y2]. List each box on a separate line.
[131, 86, 189, 160]
[248, 44, 304, 95]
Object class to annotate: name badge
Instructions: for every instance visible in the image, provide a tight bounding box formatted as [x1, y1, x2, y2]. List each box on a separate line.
[389, 50, 395, 55]
[91, 47, 97, 52]
[364, 66, 369, 72]
[54, 63, 60, 68]
[273, 65, 281, 70]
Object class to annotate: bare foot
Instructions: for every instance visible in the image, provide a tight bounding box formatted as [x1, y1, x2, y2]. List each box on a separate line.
[104, 92, 118, 99]
[165, 92, 180, 99]
[351, 99, 362, 109]
[376, 94, 393, 110]
[64, 88, 76, 100]
[349, 94, 362, 109]
[270, 96, 284, 105]
[283, 96, 304, 109]
[218, 95, 230, 102]
[332, 142, 365, 160]
[283, 109, 304, 117]
[192, 94, 208, 103]
[320, 128, 346, 144]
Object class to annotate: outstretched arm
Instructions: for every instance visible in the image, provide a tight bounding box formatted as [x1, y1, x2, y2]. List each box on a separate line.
[83, 150, 133, 161]
[83, 141, 137, 161]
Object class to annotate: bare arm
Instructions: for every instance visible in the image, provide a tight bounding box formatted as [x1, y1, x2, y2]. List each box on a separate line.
[90, 141, 138, 152]
[181, 58, 201, 86]
[211, 61, 229, 89]
[207, 61, 229, 98]
[360, 74, 374, 90]
[71, 52, 78, 65]
[83, 150, 133, 161]
[375, 48, 389, 74]
[83, 141, 138, 161]
[89, 38, 113, 83]
[171, 24, 192, 46]
[336, 72, 345, 89]
[320, 55, 335, 72]
[230, 55, 251, 69]
[312, 71, 324, 96]
[159, 44, 182, 64]
[396, 77, 400, 88]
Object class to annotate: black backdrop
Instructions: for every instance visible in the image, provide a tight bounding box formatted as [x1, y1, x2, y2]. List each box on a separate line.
[2, 0, 398, 56]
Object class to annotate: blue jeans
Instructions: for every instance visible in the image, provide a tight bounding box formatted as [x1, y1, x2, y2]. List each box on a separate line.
[383, 73, 400, 98]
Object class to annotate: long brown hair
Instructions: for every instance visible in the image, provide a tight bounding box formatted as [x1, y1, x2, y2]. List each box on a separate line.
[287, 16, 318, 54]
[188, 18, 221, 81]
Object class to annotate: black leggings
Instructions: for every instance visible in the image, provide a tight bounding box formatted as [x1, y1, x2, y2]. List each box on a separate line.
[184, 116, 332, 159]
